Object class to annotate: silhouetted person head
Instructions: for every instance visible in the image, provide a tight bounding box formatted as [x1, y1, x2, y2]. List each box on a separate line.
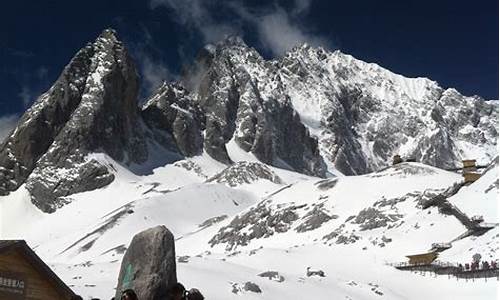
[168, 282, 186, 300]
[186, 288, 204, 300]
[121, 289, 138, 300]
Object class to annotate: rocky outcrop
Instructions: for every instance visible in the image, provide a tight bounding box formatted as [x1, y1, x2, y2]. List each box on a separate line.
[352, 207, 402, 231]
[231, 282, 262, 294]
[207, 162, 282, 186]
[0, 29, 149, 212]
[115, 225, 177, 300]
[209, 199, 301, 250]
[182, 37, 327, 176]
[258, 271, 285, 282]
[0, 41, 94, 197]
[142, 82, 204, 156]
[279, 46, 498, 174]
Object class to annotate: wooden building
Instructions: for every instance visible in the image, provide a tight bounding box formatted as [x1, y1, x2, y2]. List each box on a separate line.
[406, 252, 438, 265]
[0, 240, 76, 300]
[462, 159, 477, 169]
[463, 172, 481, 183]
[462, 159, 481, 183]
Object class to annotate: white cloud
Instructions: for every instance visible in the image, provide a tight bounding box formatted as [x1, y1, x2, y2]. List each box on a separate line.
[17, 86, 33, 108]
[150, 0, 331, 57]
[0, 114, 18, 143]
[254, 7, 329, 56]
[150, 0, 240, 43]
[36, 66, 49, 80]
[140, 53, 172, 95]
[127, 25, 175, 98]
[292, 0, 313, 15]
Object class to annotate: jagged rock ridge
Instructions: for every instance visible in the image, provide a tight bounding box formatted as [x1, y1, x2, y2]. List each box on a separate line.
[0, 29, 150, 212]
[0, 29, 497, 212]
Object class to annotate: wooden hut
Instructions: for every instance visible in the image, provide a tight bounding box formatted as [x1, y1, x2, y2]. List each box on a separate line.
[406, 252, 438, 265]
[0, 240, 76, 300]
[462, 159, 477, 169]
[462, 159, 481, 183]
[463, 172, 481, 183]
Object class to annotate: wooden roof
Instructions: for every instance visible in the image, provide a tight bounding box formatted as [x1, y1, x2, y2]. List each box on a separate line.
[0, 240, 76, 299]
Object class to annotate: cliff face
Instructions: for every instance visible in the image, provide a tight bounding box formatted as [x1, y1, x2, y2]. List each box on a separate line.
[277, 45, 498, 174]
[189, 37, 327, 176]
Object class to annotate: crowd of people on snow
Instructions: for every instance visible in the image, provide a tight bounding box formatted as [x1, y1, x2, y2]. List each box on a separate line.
[458, 260, 498, 272]
[71, 282, 204, 300]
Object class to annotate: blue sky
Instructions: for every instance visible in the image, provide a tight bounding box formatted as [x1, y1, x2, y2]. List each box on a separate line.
[0, 0, 498, 136]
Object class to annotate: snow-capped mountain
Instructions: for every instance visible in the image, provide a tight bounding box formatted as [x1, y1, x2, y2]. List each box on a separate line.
[0, 29, 497, 211]
[0, 29, 498, 300]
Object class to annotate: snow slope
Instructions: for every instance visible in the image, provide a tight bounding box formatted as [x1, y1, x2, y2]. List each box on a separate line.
[1, 148, 497, 299]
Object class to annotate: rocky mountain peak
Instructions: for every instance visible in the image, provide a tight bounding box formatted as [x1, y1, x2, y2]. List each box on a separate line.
[0, 29, 497, 213]
[0, 28, 149, 212]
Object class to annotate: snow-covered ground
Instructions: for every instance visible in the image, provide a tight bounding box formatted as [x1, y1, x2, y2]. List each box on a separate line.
[0, 150, 498, 299]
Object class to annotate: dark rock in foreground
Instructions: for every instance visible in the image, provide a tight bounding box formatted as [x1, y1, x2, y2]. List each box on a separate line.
[115, 225, 177, 300]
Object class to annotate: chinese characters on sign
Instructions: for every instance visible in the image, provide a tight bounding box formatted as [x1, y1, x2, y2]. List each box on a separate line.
[0, 272, 26, 300]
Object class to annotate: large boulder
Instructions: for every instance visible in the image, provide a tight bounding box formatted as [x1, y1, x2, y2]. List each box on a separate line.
[115, 226, 177, 300]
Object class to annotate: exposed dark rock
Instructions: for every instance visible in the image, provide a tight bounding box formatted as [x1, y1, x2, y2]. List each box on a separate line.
[231, 281, 262, 294]
[181, 37, 327, 177]
[207, 162, 282, 186]
[306, 267, 326, 277]
[323, 224, 360, 245]
[177, 256, 190, 263]
[115, 225, 177, 300]
[209, 200, 301, 250]
[199, 215, 228, 228]
[369, 163, 438, 179]
[295, 203, 337, 232]
[352, 207, 402, 231]
[0, 42, 94, 196]
[243, 282, 262, 293]
[142, 82, 204, 156]
[173, 160, 207, 178]
[258, 271, 285, 282]
[1, 29, 150, 212]
[315, 178, 339, 190]
[101, 244, 127, 256]
[280, 46, 498, 174]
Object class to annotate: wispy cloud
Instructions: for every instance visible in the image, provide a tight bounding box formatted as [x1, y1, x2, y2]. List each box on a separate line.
[0, 114, 18, 143]
[17, 86, 33, 108]
[126, 25, 174, 99]
[3, 46, 35, 58]
[36, 66, 49, 80]
[8, 65, 51, 109]
[150, 0, 241, 43]
[292, 0, 313, 15]
[140, 53, 172, 96]
[149, 0, 330, 56]
[234, 3, 330, 56]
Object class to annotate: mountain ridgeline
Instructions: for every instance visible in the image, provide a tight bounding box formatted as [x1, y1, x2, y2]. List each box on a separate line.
[0, 29, 497, 212]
